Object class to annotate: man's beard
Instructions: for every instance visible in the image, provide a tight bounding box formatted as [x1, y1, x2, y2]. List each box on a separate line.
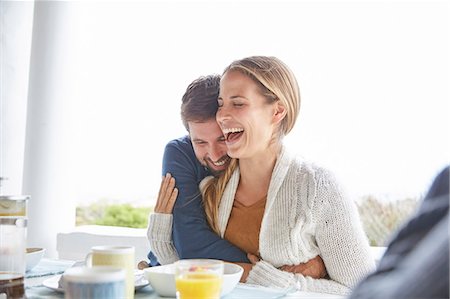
[203, 155, 230, 177]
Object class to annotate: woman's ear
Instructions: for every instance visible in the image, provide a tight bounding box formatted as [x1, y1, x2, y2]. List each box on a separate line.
[273, 102, 287, 125]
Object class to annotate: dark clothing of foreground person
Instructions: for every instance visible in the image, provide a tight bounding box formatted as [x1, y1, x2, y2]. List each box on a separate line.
[349, 166, 449, 299]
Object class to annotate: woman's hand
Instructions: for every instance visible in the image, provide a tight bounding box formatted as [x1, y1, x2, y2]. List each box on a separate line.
[280, 255, 327, 279]
[154, 173, 178, 214]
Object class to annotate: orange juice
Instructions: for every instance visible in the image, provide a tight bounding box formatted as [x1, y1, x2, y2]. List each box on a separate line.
[176, 272, 223, 299]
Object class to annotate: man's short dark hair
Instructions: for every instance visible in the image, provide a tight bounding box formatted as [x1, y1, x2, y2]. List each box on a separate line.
[181, 74, 221, 132]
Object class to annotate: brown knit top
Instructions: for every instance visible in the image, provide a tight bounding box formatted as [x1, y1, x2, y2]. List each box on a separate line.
[223, 196, 267, 256]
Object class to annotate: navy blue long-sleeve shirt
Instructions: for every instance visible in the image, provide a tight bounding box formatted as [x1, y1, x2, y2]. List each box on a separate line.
[148, 136, 249, 266]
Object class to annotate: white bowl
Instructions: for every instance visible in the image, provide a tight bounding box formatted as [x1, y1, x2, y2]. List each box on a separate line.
[143, 262, 243, 297]
[144, 263, 176, 297]
[26, 247, 45, 272]
[221, 263, 244, 295]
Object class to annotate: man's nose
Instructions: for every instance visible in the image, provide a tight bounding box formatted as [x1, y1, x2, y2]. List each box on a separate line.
[209, 144, 224, 161]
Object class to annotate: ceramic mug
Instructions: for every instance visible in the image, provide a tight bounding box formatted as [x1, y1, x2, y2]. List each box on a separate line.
[85, 246, 135, 299]
[63, 266, 125, 299]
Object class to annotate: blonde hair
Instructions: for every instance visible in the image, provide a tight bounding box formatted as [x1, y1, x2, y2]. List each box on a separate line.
[202, 159, 238, 234]
[203, 56, 301, 234]
[226, 56, 300, 136]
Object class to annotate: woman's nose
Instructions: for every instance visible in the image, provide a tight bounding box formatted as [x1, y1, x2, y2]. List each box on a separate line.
[216, 106, 230, 123]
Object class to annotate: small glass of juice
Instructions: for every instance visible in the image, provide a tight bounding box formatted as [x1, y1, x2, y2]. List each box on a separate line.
[175, 259, 224, 299]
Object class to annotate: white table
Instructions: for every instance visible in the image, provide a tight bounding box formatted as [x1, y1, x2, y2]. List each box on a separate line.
[25, 258, 345, 299]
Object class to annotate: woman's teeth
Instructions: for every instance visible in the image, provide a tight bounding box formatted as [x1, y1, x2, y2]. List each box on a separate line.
[222, 128, 244, 141]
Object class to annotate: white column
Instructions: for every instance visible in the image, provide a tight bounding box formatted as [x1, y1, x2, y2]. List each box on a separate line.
[22, 1, 78, 258]
[0, 1, 34, 194]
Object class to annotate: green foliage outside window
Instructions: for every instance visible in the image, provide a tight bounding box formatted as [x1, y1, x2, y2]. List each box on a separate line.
[356, 195, 419, 246]
[76, 195, 420, 246]
[76, 200, 153, 228]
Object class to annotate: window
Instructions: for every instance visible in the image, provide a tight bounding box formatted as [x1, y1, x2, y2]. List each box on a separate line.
[2, 1, 448, 250]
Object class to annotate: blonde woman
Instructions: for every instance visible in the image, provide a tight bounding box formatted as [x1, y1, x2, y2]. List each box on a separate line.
[148, 56, 375, 295]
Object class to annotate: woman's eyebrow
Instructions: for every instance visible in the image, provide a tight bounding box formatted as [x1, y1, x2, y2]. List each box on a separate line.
[220, 95, 247, 100]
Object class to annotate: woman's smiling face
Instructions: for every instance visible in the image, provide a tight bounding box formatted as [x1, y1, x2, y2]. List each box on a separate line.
[217, 70, 280, 159]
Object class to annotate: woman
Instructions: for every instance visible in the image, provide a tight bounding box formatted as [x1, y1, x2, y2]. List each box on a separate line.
[148, 56, 375, 295]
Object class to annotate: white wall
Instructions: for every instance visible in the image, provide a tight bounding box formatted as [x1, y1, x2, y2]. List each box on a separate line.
[22, 1, 78, 257]
[0, 1, 34, 194]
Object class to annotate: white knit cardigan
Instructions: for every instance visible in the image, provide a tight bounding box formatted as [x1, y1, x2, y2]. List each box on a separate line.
[147, 147, 375, 295]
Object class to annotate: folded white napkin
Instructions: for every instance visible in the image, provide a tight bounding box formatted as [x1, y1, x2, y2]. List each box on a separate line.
[57, 260, 86, 288]
[226, 283, 295, 299]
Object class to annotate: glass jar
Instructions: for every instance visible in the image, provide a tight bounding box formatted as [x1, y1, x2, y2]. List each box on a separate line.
[0, 195, 29, 299]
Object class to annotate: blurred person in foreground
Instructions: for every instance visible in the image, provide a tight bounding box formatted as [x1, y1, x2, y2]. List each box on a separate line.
[146, 74, 326, 279]
[349, 166, 449, 299]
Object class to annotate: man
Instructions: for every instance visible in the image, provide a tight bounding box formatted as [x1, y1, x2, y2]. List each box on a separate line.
[349, 166, 449, 299]
[146, 75, 326, 279]
[148, 75, 248, 266]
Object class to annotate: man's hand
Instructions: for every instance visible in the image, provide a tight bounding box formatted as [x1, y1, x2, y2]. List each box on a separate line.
[246, 254, 327, 279]
[154, 173, 178, 214]
[137, 260, 150, 270]
[247, 253, 260, 265]
[235, 262, 253, 282]
[280, 255, 327, 279]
